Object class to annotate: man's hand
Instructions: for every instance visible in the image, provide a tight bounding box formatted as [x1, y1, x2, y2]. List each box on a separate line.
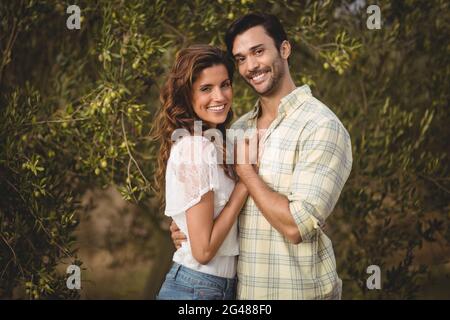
[170, 220, 187, 249]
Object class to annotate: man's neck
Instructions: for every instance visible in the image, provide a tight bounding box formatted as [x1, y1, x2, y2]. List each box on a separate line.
[259, 74, 296, 120]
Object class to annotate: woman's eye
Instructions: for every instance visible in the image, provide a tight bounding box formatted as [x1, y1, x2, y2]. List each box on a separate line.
[222, 82, 231, 88]
[201, 87, 211, 92]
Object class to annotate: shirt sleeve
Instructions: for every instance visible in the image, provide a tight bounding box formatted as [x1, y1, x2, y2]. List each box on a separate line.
[288, 119, 353, 241]
[164, 136, 219, 216]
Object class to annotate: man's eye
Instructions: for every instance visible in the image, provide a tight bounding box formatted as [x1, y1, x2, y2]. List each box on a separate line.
[255, 49, 263, 55]
[236, 57, 245, 64]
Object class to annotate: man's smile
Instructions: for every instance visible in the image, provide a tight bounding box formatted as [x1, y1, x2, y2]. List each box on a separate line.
[248, 68, 270, 85]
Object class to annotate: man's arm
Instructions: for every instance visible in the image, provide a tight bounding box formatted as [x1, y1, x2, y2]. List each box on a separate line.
[236, 118, 352, 244]
[236, 165, 301, 244]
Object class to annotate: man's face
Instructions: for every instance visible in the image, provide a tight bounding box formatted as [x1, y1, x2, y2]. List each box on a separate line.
[232, 26, 286, 96]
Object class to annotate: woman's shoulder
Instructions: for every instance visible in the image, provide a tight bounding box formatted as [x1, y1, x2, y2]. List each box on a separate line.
[172, 134, 214, 149]
[170, 135, 217, 164]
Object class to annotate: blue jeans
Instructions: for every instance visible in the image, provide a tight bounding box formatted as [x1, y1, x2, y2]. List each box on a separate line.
[156, 263, 237, 300]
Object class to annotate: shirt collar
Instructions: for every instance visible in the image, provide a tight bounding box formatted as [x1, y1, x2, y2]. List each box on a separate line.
[279, 84, 312, 115]
[247, 85, 312, 125]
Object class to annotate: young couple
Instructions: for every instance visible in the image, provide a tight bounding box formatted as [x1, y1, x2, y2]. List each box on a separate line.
[154, 13, 353, 300]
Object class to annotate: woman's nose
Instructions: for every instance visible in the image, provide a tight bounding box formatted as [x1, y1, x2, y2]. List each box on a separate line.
[212, 87, 226, 102]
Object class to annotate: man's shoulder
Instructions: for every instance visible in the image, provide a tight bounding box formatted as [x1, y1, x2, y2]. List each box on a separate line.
[294, 95, 348, 134]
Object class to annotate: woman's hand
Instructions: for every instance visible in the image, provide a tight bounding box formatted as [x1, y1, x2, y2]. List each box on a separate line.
[234, 136, 258, 178]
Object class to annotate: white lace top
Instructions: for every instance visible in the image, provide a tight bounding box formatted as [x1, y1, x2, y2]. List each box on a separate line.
[165, 135, 238, 278]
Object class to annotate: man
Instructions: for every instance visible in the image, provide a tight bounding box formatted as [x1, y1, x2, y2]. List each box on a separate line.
[170, 12, 352, 299]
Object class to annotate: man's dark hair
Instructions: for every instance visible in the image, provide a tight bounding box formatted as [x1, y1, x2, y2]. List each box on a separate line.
[224, 12, 288, 56]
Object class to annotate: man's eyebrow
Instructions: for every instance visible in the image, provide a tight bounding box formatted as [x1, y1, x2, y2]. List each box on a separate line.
[249, 44, 264, 51]
[233, 44, 264, 58]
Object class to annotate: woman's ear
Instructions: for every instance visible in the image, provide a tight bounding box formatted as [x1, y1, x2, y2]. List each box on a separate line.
[280, 40, 291, 60]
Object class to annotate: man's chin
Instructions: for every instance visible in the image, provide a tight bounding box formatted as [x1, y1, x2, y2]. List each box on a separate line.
[254, 84, 276, 96]
[246, 78, 275, 96]
[248, 82, 269, 95]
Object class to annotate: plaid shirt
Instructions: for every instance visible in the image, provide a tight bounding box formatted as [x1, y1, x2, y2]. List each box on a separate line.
[231, 85, 352, 299]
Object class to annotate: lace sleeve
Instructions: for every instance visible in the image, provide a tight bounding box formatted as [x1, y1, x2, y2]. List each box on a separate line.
[164, 136, 219, 216]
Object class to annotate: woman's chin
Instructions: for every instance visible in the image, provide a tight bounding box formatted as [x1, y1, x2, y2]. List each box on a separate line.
[203, 116, 228, 128]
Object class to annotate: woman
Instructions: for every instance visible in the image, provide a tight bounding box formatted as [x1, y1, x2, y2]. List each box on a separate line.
[152, 45, 248, 300]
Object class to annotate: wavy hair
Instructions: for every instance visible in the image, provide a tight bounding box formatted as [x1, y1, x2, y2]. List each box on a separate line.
[151, 45, 235, 205]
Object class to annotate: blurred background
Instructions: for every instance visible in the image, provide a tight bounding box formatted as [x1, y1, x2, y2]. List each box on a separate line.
[0, 0, 449, 299]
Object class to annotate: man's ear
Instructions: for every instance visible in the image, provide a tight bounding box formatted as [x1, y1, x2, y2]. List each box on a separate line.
[280, 40, 291, 60]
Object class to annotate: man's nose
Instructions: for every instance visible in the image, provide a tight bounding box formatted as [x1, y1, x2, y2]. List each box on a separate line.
[246, 55, 259, 72]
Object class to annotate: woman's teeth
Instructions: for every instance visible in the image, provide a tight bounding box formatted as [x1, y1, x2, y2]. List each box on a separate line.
[207, 104, 225, 112]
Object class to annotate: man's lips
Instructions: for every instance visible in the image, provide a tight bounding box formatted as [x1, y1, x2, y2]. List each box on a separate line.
[248, 69, 270, 85]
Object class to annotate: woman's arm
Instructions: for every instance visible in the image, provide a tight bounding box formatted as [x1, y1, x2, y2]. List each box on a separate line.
[186, 181, 248, 265]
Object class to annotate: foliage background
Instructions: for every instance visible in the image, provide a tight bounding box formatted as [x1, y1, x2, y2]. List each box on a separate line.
[0, 0, 449, 299]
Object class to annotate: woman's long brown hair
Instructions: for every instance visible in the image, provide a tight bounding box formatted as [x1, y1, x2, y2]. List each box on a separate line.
[151, 45, 235, 207]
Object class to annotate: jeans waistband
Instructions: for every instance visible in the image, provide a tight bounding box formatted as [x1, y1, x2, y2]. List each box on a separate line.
[172, 262, 236, 289]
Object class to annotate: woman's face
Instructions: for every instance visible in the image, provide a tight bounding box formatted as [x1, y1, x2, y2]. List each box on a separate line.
[191, 64, 232, 128]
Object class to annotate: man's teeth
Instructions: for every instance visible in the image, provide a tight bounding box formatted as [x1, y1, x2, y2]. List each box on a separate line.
[252, 71, 267, 81]
[207, 104, 225, 111]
